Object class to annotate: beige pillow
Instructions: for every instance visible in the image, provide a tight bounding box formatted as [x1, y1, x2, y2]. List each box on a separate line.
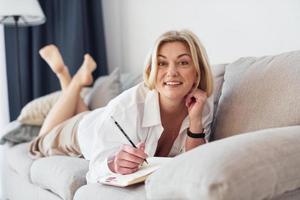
[17, 90, 61, 126]
[212, 50, 300, 140]
[17, 68, 121, 126]
[17, 89, 90, 126]
[84, 67, 120, 110]
[17, 87, 91, 126]
[146, 125, 300, 200]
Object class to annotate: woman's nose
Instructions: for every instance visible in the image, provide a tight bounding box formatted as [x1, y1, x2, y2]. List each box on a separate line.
[166, 63, 178, 76]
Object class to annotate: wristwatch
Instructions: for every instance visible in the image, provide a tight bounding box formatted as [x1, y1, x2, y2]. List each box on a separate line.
[187, 128, 206, 139]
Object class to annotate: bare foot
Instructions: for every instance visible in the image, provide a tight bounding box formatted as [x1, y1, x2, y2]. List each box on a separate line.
[39, 44, 66, 74]
[74, 54, 97, 86]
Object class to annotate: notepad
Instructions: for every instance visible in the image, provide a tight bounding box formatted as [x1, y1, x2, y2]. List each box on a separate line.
[99, 157, 171, 187]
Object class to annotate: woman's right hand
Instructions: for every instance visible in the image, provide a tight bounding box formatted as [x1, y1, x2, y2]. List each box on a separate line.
[108, 142, 148, 175]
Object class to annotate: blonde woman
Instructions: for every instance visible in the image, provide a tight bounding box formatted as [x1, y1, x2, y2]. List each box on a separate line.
[29, 30, 214, 183]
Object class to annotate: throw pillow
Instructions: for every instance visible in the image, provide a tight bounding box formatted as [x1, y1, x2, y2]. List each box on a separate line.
[84, 67, 121, 110]
[0, 122, 40, 145]
[120, 72, 143, 92]
[212, 50, 300, 140]
[146, 125, 300, 200]
[17, 91, 61, 126]
[17, 88, 90, 126]
[16, 67, 121, 126]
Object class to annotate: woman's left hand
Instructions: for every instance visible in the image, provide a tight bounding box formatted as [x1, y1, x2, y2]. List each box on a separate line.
[185, 89, 207, 130]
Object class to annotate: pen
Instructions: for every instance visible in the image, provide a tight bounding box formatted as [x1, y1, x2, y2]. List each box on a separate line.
[110, 116, 148, 164]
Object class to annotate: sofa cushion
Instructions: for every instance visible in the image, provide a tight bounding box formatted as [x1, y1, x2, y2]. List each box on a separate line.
[30, 156, 89, 200]
[6, 142, 34, 181]
[74, 183, 146, 200]
[272, 189, 300, 200]
[212, 50, 300, 140]
[146, 125, 300, 200]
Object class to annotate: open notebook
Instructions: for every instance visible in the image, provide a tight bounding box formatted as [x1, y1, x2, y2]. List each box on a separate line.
[99, 157, 171, 187]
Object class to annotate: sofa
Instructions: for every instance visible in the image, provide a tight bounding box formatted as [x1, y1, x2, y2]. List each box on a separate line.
[1, 50, 300, 200]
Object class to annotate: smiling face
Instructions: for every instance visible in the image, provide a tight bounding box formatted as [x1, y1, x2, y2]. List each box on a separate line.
[155, 41, 198, 102]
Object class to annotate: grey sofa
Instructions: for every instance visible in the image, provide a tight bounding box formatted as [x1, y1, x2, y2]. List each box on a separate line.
[1, 50, 300, 200]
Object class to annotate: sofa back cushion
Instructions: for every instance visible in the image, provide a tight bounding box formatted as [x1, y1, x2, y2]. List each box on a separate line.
[211, 63, 226, 118]
[212, 50, 300, 140]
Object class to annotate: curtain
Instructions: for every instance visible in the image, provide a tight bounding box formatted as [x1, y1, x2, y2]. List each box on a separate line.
[4, 0, 107, 120]
[0, 26, 10, 128]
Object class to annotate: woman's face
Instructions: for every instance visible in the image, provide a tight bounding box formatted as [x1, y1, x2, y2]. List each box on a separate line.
[155, 41, 198, 102]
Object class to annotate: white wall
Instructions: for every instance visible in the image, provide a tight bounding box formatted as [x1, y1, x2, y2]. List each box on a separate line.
[102, 0, 300, 73]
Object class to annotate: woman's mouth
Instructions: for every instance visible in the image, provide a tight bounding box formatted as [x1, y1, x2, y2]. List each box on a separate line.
[164, 81, 183, 86]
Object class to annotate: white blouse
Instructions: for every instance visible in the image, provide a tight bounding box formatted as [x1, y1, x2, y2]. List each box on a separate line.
[77, 82, 214, 183]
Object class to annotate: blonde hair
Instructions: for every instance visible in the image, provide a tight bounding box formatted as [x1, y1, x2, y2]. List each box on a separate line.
[143, 30, 214, 97]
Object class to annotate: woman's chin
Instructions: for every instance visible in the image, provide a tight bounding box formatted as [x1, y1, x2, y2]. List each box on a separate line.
[160, 92, 187, 102]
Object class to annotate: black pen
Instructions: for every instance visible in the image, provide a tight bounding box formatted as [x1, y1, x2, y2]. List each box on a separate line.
[110, 116, 148, 164]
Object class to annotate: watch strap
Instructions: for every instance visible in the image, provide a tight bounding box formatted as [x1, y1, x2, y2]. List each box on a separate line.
[187, 128, 205, 138]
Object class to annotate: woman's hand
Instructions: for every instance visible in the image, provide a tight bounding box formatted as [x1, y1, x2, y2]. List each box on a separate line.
[185, 89, 207, 132]
[108, 142, 148, 175]
[185, 89, 207, 151]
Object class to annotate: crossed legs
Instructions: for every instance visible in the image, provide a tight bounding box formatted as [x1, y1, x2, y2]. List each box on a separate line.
[38, 45, 96, 135]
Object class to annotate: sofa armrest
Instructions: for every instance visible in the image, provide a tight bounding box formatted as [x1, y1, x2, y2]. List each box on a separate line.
[146, 126, 300, 200]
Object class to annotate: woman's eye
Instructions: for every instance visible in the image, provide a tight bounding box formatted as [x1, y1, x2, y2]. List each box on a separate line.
[158, 61, 167, 66]
[179, 61, 189, 65]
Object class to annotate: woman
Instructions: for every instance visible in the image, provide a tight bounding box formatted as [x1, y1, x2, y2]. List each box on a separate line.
[29, 30, 214, 183]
